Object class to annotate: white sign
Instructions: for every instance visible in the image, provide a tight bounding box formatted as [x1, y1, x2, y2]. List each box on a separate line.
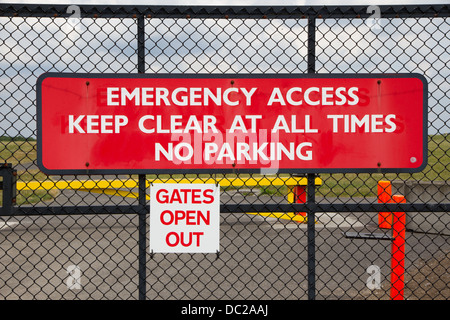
[149, 183, 220, 253]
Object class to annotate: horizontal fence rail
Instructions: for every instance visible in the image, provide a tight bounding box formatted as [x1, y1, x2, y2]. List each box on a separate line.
[0, 4, 449, 301]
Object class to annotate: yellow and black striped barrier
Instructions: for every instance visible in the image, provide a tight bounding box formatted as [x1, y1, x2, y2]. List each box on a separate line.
[16, 176, 322, 223]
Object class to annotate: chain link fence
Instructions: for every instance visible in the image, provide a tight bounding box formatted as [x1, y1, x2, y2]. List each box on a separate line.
[0, 4, 449, 300]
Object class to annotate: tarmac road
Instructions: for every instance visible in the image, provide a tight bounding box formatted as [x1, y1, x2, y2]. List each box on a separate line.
[0, 189, 448, 300]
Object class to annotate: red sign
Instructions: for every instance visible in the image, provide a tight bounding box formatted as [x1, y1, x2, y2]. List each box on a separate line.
[37, 73, 427, 174]
[149, 183, 220, 253]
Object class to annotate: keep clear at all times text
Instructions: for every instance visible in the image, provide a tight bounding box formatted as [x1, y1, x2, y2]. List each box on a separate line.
[66, 85, 398, 164]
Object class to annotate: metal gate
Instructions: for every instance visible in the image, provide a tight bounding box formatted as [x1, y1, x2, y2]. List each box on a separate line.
[0, 4, 449, 300]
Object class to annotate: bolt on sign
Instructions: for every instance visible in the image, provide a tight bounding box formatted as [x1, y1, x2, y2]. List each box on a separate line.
[149, 184, 220, 253]
[37, 73, 427, 174]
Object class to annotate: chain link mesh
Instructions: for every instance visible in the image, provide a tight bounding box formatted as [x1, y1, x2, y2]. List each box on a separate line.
[0, 5, 449, 300]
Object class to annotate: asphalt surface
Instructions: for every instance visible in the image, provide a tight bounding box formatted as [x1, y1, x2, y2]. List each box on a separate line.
[1, 188, 448, 300]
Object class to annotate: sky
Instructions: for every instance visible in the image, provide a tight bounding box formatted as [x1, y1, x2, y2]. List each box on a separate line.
[1, 0, 449, 137]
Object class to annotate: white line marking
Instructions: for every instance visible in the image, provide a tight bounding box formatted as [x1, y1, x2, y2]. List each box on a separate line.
[0, 221, 19, 230]
[271, 212, 364, 229]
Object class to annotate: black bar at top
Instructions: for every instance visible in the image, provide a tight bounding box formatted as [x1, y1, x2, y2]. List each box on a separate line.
[0, 4, 448, 18]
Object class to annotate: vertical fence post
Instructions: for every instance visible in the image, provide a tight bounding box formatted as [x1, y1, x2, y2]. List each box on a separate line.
[138, 173, 147, 300]
[307, 17, 316, 74]
[306, 16, 316, 301]
[1, 163, 16, 216]
[138, 15, 145, 74]
[293, 184, 307, 217]
[137, 14, 147, 300]
[307, 173, 316, 300]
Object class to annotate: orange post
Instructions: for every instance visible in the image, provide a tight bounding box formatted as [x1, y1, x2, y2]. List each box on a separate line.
[294, 185, 307, 217]
[378, 180, 392, 228]
[390, 195, 406, 300]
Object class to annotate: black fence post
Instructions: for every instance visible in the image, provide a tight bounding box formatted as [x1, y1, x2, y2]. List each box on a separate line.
[137, 14, 147, 301]
[138, 173, 147, 300]
[307, 173, 316, 300]
[307, 16, 316, 301]
[0, 163, 16, 216]
[307, 16, 316, 74]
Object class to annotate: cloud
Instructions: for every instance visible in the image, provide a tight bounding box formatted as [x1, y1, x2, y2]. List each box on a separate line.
[0, 11, 448, 138]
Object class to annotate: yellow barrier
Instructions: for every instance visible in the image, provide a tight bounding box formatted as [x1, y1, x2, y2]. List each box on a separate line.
[16, 176, 322, 223]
